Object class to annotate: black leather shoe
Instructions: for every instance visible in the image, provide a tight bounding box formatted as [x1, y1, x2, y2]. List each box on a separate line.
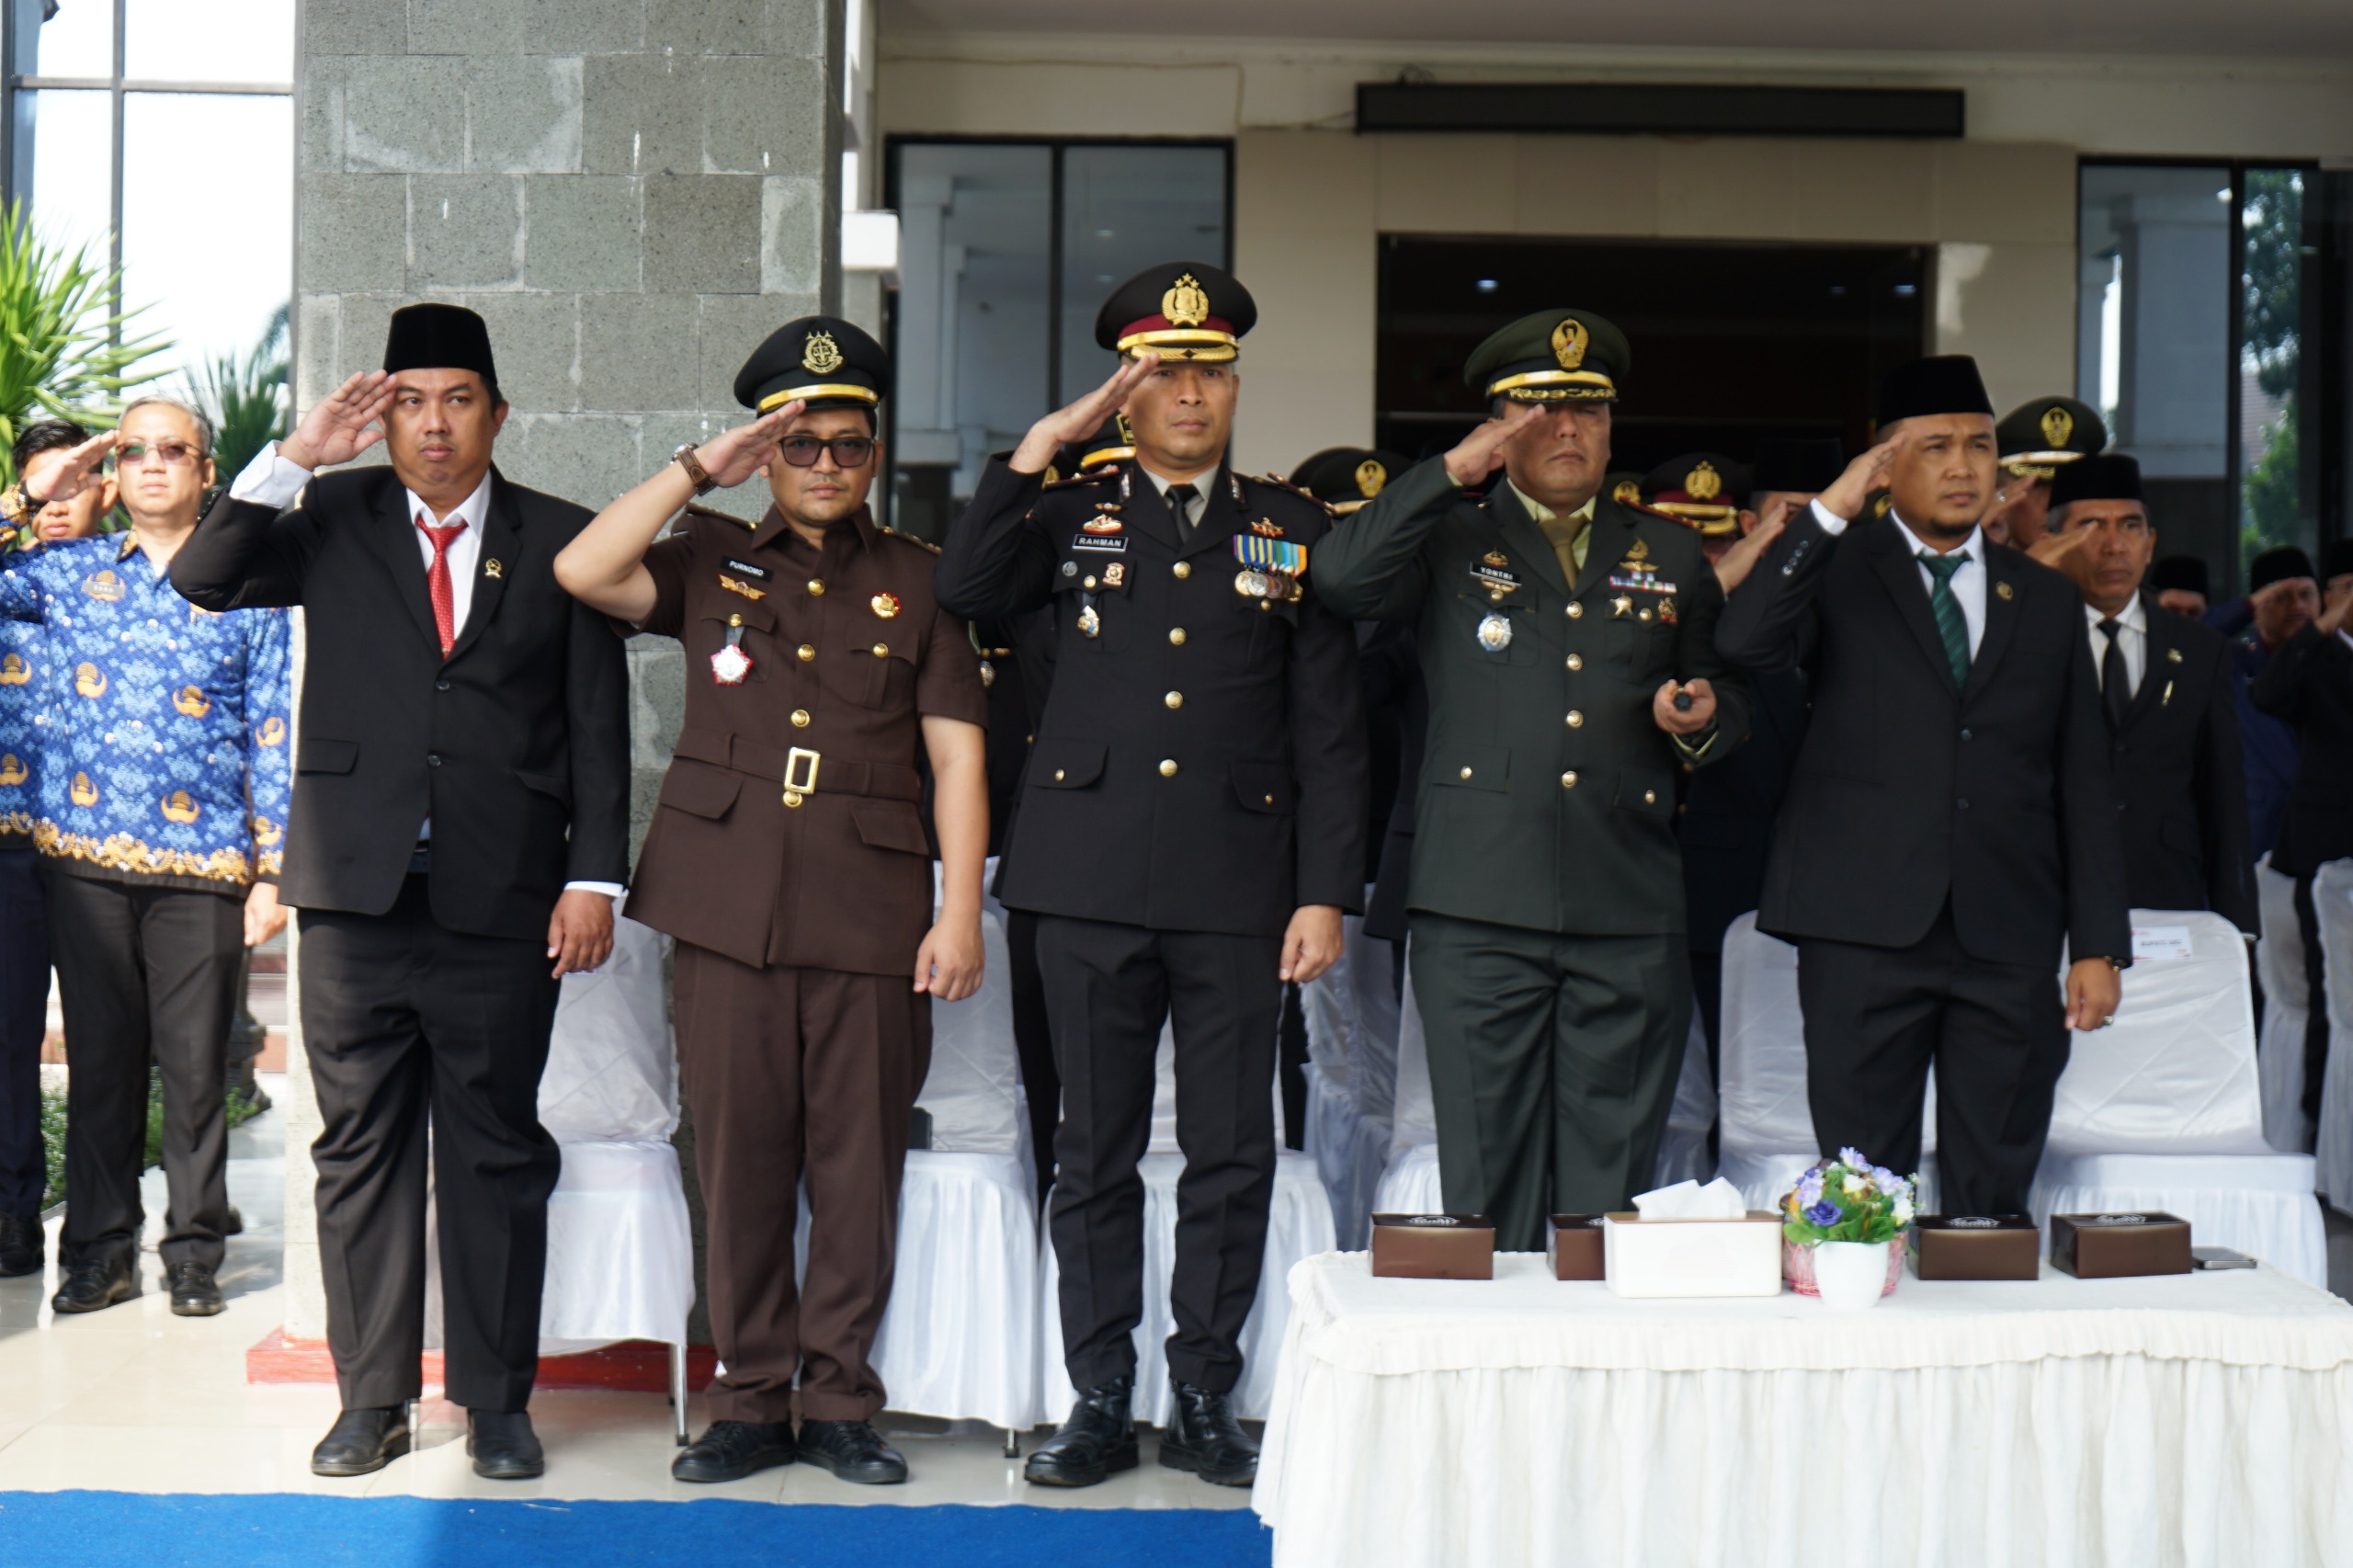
[671, 1419, 796, 1483]
[49, 1255, 133, 1314]
[795, 1419, 908, 1484]
[1158, 1379, 1258, 1486]
[311, 1406, 411, 1477]
[0, 1214, 41, 1278]
[468, 1409, 546, 1480]
[1023, 1376, 1139, 1488]
[166, 1262, 225, 1316]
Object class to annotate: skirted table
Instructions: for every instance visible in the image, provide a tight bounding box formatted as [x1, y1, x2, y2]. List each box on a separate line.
[1252, 1252, 2353, 1568]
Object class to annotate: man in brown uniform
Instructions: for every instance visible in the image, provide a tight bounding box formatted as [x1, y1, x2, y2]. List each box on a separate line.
[554, 317, 989, 1486]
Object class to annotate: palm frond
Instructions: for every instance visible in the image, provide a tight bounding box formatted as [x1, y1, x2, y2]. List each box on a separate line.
[0, 199, 173, 486]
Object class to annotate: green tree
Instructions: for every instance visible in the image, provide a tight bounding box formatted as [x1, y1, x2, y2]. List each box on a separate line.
[0, 200, 170, 486]
[2239, 170, 2305, 559]
[2243, 403, 2300, 556]
[186, 303, 290, 484]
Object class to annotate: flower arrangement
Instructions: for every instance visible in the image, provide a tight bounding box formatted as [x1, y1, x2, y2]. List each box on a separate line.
[1779, 1148, 1916, 1246]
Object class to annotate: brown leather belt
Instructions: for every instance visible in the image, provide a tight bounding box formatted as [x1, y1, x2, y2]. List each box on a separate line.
[674, 727, 922, 803]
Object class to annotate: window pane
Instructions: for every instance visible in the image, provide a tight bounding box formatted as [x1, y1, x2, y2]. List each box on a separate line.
[1057, 145, 1227, 404]
[21, 88, 115, 269]
[120, 93, 292, 385]
[2076, 165, 2233, 587]
[17, 0, 114, 78]
[891, 143, 1052, 540]
[125, 0, 297, 86]
[2238, 168, 2311, 567]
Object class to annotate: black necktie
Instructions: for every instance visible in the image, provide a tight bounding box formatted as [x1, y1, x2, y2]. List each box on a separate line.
[1165, 482, 1199, 528]
[2097, 618, 2131, 731]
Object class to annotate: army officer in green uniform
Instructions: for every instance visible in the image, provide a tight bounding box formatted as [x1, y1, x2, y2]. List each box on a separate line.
[1314, 309, 1749, 1250]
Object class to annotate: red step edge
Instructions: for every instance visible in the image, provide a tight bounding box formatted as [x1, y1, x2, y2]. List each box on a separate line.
[246, 1328, 719, 1392]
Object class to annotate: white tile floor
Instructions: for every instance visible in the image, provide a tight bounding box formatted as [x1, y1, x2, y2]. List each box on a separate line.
[0, 1079, 1250, 1510]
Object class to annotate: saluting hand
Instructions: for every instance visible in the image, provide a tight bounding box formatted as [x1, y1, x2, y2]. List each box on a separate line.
[32, 430, 120, 505]
[279, 370, 397, 471]
[1711, 497, 1790, 594]
[1008, 354, 1162, 475]
[1442, 402, 1542, 489]
[1814, 432, 1905, 522]
[1654, 678, 1717, 735]
[2318, 576, 2353, 639]
[696, 404, 799, 489]
[2026, 519, 2101, 598]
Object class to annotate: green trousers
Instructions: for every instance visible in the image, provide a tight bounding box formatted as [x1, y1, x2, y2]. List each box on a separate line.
[1408, 910, 1691, 1253]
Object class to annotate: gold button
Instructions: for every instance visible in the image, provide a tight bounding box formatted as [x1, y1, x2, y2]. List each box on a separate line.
[1459, 766, 1473, 779]
[807, 579, 825, 597]
[797, 643, 815, 661]
[1258, 602, 1270, 612]
[1566, 653, 1583, 671]
[1158, 759, 1178, 778]
[1562, 771, 1578, 789]
[782, 790, 804, 808]
[1566, 710, 1584, 728]
[1165, 691, 1184, 710]
[1639, 608, 1653, 622]
[1053, 768, 1066, 782]
[1644, 789, 1657, 804]
[727, 612, 744, 628]
[1173, 562, 1192, 580]
[1264, 794, 1275, 804]
[871, 642, 889, 657]
[1168, 628, 1187, 646]
[1566, 602, 1584, 619]
[1084, 574, 1097, 589]
[790, 709, 810, 728]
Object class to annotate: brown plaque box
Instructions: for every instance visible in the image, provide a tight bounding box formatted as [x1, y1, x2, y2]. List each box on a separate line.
[1370, 1214, 1495, 1280]
[1909, 1214, 2040, 1279]
[1547, 1214, 1607, 1280]
[2050, 1210, 2192, 1278]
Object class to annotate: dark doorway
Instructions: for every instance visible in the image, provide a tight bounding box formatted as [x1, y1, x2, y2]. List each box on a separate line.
[1376, 236, 1929, 474]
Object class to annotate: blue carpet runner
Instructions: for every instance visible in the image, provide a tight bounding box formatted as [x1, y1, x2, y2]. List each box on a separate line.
[0, 1493, 1273, 1566]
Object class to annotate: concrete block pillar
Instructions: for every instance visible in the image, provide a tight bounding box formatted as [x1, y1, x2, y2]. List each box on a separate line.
[285, 0, 845, 1344]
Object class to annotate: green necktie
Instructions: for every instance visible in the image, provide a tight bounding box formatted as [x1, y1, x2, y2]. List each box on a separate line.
[1916, 549, 1972, 689]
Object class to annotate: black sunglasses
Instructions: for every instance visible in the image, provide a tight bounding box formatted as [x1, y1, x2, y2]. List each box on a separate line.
[778, 435, 875, 469]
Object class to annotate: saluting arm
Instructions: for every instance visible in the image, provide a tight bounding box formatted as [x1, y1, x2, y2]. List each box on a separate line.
[1310, 457, 1453, 622]
[2198, 638, 2259, 935]
[1716, 437, 1900, 673]
[2249, 619, 2347, 721]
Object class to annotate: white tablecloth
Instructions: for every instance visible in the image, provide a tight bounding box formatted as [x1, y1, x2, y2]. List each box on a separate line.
[1255, 1252, 2353, 1568]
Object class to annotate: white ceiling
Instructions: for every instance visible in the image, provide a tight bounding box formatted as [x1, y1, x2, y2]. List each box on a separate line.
[879, 0, 2353, 61]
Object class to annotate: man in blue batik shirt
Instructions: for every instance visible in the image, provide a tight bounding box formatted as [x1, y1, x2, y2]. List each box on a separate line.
[0, 399, 291, 1317]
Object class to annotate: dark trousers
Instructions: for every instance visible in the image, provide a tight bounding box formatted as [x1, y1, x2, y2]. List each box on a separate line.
[1035, 915, 1281, 1395]
[45, 868, 242, 1271]
[299, 875, 561, 1412]
[1004, 906, 1059, 1205]
[672, 944, 928, 1424]
[2294, 875, 2330, 1127]
[1796, 906, 2068, 1215]
[0, 848, 47, 1220]
[1409, 912, 1690, 1253]
[1691, 950, 1725, 1087]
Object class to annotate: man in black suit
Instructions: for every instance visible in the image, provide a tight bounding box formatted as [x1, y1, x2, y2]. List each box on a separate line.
[2252, 539, 2353, 1129]
[2031, 455, 2255, 931]
[171, 304, 630, 1482]
[1716, 356, 2129, 1213]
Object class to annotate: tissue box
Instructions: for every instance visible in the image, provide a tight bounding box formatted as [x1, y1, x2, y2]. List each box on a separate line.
[1370, 1213, 1495, 1280]
[2050, 1210, 2192, 1278]
[1602, 1211, 1782, 1298]
[1547, 1214, 1608, 1280]
[1910, 1214, 2040, 1279]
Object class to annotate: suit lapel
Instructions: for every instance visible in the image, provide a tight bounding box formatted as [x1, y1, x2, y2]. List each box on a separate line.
[1485, 483, 1571, 599]
[2123, 591, 2173, 728]
[366, 472, 447, 652]
[1575, 500, 1639, 609]
[446, 469, 521, 663]
[1862, 518, 1962, 692]
[1120, 464, 1186, 553]
[1961, 540, 2022, 704]
[1176, 464, 1245, 562]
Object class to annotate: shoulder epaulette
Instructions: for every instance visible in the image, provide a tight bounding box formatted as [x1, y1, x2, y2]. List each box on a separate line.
[878, 524, 942, 555]
[682, 502, 758, 532]
[1042, 468, 1118, 493]
[1238, 472, 1336, 514]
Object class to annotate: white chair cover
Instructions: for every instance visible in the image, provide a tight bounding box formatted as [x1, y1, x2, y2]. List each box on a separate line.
[1302, 916, 1364, 1102]
[2255, 855, 2314, 1152]
[1652, 1008, 1718, 1188]
[1389, 955, 1438, 1162]
[2030, 1150, 2327, 1288]
[1302, 912, 1402, 1248]
[2312, 859, 2353, 1207]
[1306, 1062, 1390, 1250]
[919, 896, 1022, 1154]
[538, 915, 678, 1144]
[868, 1150, 1041, 1428]
[1037, 1149, 1335, 1426]
[1373, 1140, 1443, 1215]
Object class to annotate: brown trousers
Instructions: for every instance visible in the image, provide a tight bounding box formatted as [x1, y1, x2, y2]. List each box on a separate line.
[673, 944, 929, 1423]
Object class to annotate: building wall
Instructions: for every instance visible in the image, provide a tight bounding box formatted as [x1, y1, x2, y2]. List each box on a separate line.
[877, 38, 2353, 472]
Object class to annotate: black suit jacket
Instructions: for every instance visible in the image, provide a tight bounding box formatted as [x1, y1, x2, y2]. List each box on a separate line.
[2251, 620, 2353, 877]
[170, 465, 631, 942]
[1677, 665, 1809, 956]
[1715, 507, 2129, 967]
[935, 458, 1367, 938]
[2109, 597, 2256, 929]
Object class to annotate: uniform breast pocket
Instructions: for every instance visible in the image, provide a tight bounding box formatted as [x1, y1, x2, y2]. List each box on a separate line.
[838, 622, 918, 709]
[1605, 612, 1674, 684]
[1054, 565, 1131, 653]
[1240, 589, 1300, 662]
[1455, 593, 1536, 667]
[698, 598, 779, 683]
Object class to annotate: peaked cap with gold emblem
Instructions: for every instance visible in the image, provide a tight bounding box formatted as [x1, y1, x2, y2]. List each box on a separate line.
[1095, 261, 1256, 364]
[1640, 452, 1752, 536]
[1464, 308, 1630, 403]
[1288, 446, 1411, 515]
[733, 314, 891, 414]
[1995, 394, 2108, 478]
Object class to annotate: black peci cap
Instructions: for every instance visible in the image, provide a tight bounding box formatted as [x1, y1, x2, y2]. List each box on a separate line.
[733, 315, 890, 414]
[2249, 546, 2317, 592]
[2325, 540, 2353, 582]
[1094, 262, 1255, 364]
[384, 303, 498, 388]
[1752, 437, 1845, 496]
[1877, 356, 1995, 429]
[2151, 556, 2211, 598]
[1290, 447, 1411, 514]
[2048, 452, 2143, 511]
[1463, 309, 1630, 404]
[1640, 452, 1751, 537]
[1996, 395, 2108, 476]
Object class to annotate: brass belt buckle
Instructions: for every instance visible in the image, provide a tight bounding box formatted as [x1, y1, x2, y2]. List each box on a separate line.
[782, 745, 820, 808]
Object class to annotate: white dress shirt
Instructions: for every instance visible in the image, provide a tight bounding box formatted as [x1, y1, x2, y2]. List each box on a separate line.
[1138, 462, 1208, 528]
[2086, 594, 2147, 699]
[1809, 498, 1986, 656]
[228, 443, 621, 902]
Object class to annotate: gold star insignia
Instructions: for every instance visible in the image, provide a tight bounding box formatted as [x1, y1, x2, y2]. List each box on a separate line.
[1611, 595, 1633, 617]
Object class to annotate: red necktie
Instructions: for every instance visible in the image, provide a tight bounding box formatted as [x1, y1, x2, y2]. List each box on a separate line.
[418, 517, 467, 656]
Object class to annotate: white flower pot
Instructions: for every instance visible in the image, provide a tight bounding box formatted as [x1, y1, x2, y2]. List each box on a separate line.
[1811, 1240, 1891, 1310]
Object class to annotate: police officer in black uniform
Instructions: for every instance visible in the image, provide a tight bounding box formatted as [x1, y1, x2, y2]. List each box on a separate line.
[935, 262, 1366, 1491]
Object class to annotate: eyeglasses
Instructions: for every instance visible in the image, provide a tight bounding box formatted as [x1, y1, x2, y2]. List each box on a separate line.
[117, 440, 205, 467]
[777, 435, 874, 470]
